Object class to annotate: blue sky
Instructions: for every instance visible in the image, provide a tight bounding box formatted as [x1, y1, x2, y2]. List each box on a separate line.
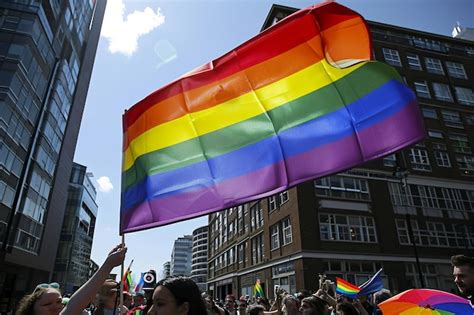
[74, 0, 473, 281]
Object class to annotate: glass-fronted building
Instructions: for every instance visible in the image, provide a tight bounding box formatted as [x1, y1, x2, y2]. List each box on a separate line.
[0, 0, 106, 311]
[53, 163, 98, 294]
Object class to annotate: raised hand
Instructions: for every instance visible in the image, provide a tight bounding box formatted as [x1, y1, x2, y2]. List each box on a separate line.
[105, 244, 127, 268]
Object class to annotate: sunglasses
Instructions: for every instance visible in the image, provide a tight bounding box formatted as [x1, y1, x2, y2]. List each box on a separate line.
[34, 282, 60, 293]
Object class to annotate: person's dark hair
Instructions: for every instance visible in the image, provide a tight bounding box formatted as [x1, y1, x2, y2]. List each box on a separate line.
[336, 301, 359, 315]
[300, 296, 327, 315]
[248, 304, 265, 315]
[155, 276, 207, 315]
[16, 289, 49, 315]
[451, 255, 474, 269]
[256, 297, 271, 310]
[296, 290, 311, 301]
[374, 289, 392, 305]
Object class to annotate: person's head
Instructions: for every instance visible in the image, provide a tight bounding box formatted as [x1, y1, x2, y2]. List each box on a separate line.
[282, 294, 300, 315]
[256, 297, 270, 310]
[97, 279, 119, 309]
[148, 276, 207, 315]
[299, 296, 328, 315]
[373, 289, 392, 305]
[123, 291, 133, 308]
[451, 255, 474, 297]
[238, 296, 248, 314]
[296, 290, 311, 303]
[336, 302, 358, 315]
[16, 288, 63, 315]
[134, 292, 145, 306]
[247, 304, 265, 315]
[225, 294, 236, 311]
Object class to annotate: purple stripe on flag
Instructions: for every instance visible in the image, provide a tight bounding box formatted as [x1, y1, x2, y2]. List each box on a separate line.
[121, 101, 424, 233]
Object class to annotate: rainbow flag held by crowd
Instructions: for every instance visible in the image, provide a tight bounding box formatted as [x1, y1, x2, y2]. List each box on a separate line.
[336, 269, 384, 297]
[254, 279, 264, 297]
[134, 273, 145, 293]
[336, 278, 361, 298]
[120, 2, 425, 233]
[122, 261, 134, 292]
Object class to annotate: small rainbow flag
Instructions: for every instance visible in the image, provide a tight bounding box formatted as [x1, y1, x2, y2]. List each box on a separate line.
[336, 277, 361, 298]
[120, 2, 425, 233]
[254, 279, 264, 298]
[122, 269, 133, 292]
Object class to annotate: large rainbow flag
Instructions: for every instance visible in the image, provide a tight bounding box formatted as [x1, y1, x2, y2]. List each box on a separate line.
[120, 2, 425, 233]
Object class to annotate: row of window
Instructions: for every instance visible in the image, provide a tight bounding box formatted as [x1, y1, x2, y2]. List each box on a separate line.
[211, 219, 294, 272]
[396, 220, 473, 248]
[382, 48, 468, 79]
[319, 213, 377, 243]
[315, 176, 370, 201]
[210, 192, 290, 254]
[409, 148, 473, 172]
[317, 211, 474, 249]
[413, 81, 474, 105]
[389, 182, 474, 214]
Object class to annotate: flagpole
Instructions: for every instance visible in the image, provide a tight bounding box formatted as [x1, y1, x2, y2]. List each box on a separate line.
[120, 234, 125, 314]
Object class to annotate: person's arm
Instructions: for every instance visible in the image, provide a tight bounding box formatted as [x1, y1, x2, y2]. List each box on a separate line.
[61, 244, 127, 315]
[353, 299, 369, 315]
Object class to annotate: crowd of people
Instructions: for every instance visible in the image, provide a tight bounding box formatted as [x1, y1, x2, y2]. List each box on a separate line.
[14, 245, 474, 315]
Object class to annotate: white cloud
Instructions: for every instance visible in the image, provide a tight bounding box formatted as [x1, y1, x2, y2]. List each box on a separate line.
[101, 0, 165, 56]
[97, 176, 114, 193]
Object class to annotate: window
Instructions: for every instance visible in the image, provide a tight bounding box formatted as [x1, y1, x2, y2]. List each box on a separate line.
[446, 61, 468, 79]
[0, 142, 23, 177]
[428, 130, 443, 139]
[421, 107, 437, 119]
[449, 133, 471, 154]
[454, 87, 474, 105]
[251, 233, 264, 264]
[315, 176, 370, 200]
[467, 115, 474, 126]
[250, 202, 263, 230]
[425, 57, 444, 75]
[0, 181, 15, 207]
[269, 190, 289, 212]
[238, 242, 246, 263]
[432, 83, 453, 102]
[405, 263, 442, 289]
[414, 81, 430, 98]
[383, 154, 397, 167]
[319, 214, 377, 243]
[282, 217, 292, 245]
[456, 155, 474, 171]
[406, 53, 422, 70]
[270, 224, 280, 250]
[434, 151, 451, 168]
[382, 48, 401, 67]
[409, 148, 431, 171]
[280, 191, 289, 204]
[441, 110, 463, 128]
[269, 196, 277, 212]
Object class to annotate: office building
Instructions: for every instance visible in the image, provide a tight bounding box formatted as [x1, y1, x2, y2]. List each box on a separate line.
[207, 4, 474, 300]
[191, 225, 208, 292]
[0, 0, 106, 310]
[162, 261, 171, 279]
[53, 163, 98, 294]
[171, 235, 192, 276]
